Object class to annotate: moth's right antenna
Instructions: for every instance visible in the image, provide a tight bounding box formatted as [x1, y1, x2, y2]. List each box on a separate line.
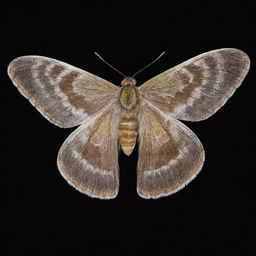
[131, 51, 166, 78]
[94, 52, 127, 78]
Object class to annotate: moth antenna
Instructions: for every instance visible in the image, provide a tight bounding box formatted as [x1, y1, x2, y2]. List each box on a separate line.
[94, 52, 127, 78]
[131, 51, 166, 78]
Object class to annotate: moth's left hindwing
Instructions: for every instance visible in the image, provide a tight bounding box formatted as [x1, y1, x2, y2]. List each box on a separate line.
[57, 103, 121, 199]
[8, 56, 120, 127]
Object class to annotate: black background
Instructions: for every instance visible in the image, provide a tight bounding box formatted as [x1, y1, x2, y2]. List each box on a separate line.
[1, 1, 255, 255]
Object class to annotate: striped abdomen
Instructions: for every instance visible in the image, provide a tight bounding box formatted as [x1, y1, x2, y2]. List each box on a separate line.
[119, 118, 138, 156]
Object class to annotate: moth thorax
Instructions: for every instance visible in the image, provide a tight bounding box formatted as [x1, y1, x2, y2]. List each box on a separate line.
[120, 85, 137, 110]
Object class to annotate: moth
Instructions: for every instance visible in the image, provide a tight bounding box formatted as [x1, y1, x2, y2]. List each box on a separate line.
[8, 48, 250, 199]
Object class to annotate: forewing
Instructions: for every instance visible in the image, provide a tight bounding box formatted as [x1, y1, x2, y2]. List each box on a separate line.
[57, 103, 121, 199]
[137, 102, 205, 199]
[8, 56, 120, 127]
[139, 48, 250, 121]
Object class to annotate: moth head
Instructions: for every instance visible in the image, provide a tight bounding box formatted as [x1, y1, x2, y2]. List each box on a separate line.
[94, 51, 165, 89]
[121, 77, 137, 87]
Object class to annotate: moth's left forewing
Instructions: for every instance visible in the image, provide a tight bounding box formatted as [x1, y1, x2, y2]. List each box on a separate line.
[57, 103, 121, 199]
[8, 56, 120, 128]
[137, 102, 205, 199]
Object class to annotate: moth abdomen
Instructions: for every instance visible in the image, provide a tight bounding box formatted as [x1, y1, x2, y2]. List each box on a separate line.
[119, 118, 138, 156]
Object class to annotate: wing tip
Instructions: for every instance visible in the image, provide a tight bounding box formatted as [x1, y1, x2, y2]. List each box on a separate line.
[214, 48, 251, 71]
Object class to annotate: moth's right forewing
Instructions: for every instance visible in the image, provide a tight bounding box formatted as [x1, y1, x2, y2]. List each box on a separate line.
[57, 103, 121, 199]
[139, 49, 250, 121]
[137, 102, 205, 199]
[8, 56, 120, 128]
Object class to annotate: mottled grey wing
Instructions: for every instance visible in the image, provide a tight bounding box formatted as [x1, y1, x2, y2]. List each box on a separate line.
[8, 56, 120, 127]
[137, 102, 205, 199]
[139, 48, 250, 121]
[57, 103, 121, 199]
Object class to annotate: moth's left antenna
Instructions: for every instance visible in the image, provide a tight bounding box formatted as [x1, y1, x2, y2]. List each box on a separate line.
[94, 52, 127, 78]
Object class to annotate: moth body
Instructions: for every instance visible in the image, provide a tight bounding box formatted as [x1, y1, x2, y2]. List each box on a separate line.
[119, 77, 138, 155]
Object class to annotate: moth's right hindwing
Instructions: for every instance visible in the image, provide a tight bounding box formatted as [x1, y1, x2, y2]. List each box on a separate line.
[137, 101, 205, 199]
[57, 103, 121, 199]
[8, 56, 120, 128]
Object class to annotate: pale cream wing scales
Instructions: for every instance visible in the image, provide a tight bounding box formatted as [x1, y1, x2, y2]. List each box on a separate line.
[8, 56, 120, 128]
[57, 103, 121, 199]
[139, 48, 250, 121]
[137, 102, 205, 199]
